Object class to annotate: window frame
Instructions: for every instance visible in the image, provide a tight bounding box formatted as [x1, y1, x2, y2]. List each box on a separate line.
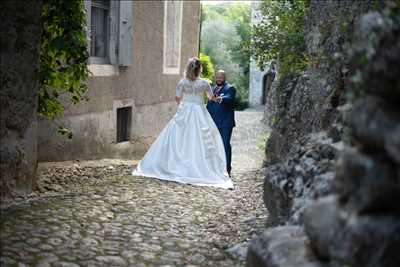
[84, 0, 133, 73]
[116, 106, 132, 143]
[89, 0, 111, 64]
[85, 0, 122, 67]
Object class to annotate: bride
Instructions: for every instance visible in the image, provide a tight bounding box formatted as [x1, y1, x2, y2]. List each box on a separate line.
[132, 57, 233, 189]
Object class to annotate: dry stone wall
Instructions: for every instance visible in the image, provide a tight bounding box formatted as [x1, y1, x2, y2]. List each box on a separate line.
[0, 1, 43, 199]
[248, 2, 400, 267]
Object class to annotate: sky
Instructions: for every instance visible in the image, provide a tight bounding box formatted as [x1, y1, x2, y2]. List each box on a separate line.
[201, 0, 252, 5]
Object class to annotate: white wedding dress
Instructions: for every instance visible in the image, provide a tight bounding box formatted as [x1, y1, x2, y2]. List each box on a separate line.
[132, 78, 233, 189]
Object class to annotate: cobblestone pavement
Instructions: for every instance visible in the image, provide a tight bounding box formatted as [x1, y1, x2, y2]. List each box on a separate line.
[1, 109, 268, 267]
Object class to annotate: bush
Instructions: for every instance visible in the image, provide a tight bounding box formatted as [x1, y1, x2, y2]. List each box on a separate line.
[200, 53, 215, 84]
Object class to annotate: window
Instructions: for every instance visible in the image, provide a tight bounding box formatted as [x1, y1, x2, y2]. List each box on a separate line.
[84, 0, 132, 66]
[117, 107, 132, 143]
[90, 0, 110, 61]
[163, 1, 183, 74]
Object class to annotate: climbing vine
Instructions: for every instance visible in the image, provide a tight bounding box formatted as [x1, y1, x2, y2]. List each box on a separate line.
[251, 0, 309, 80]
[39, 0, 90, 136]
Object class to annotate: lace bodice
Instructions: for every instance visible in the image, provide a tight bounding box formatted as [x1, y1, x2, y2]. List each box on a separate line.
[175, 78, 213, 103]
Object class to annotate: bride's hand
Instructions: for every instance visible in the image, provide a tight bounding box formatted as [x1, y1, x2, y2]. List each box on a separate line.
[209, 95, 219, 102]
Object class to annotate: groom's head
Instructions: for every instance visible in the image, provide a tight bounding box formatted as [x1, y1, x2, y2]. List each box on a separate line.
[215, 70, 226, 86]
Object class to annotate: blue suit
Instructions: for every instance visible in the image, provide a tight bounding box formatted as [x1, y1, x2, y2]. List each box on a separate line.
[206, 82, 236, 174]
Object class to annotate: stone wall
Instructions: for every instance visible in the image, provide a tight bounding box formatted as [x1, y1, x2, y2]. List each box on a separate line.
[305, 9, 400, 267]
[260, 0, 398, 228]
[264, 0, 372, 164]
[260, 0, 374, 226]
[263, 132, 340, 226]
[247, 2, 400, 267]
[0, 1, 43, 198]
[262, 71, 278, 128]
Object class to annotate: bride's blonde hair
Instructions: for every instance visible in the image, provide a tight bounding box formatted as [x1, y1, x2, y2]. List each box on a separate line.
[185, 57, 202, 81]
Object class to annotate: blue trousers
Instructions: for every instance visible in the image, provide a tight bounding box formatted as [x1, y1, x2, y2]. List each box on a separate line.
[218, 127, 233, 173]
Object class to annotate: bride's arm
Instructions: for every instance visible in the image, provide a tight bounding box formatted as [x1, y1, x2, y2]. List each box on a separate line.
[205, 80, 216, 101]
[175, 79, 183, 104]
[206, 91, 216, 101]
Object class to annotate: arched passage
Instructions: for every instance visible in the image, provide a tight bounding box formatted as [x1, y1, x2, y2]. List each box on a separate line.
[262, 73, 272, 105]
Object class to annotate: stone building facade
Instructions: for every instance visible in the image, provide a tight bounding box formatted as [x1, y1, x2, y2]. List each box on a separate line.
[249, 60, 266, 107]
[38, 0, 201, 162]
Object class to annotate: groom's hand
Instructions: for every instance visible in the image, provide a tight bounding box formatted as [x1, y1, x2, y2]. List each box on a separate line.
[215, 96, 223, 104]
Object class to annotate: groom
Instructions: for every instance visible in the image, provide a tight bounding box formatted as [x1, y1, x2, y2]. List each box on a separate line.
[206, 70, 236, 177]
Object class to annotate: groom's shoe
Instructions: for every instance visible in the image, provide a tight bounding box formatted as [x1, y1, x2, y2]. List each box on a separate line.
[228, 170, 232, 178]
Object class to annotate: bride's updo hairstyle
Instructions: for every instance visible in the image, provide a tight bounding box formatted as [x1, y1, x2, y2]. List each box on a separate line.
[185, 57, 202, 81]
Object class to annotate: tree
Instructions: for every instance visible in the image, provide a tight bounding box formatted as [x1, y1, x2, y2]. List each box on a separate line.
[200, 2, 251, 109]
[251, 0, 309, 80]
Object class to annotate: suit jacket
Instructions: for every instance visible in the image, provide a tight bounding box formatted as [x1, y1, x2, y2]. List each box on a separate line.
[206, 82, 236, 128]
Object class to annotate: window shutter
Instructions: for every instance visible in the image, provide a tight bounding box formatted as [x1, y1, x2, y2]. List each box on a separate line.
[109, 0, 119, 65]
[118, 0, 133, 66]
[84, 0, 91, 54]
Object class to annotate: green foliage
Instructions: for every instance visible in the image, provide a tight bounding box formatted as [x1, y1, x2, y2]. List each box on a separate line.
[225, 3, 252, 75]
[257, 130, 270, 151]
[227, 3, 252, 110]
[39, 0, 90, 126]
[200, 53, 215, 84]
[252, 0, 309, 80]
[200, 2, 251, 110]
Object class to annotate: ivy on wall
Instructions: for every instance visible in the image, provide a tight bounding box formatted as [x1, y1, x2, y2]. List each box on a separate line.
[39, 0, 90, 136]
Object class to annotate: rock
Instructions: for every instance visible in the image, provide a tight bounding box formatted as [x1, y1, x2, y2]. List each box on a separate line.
[226, 242, 248, 261]
[335, 148, 400, 214]
[303, 196, 344, 261]
[53, 262, 80, 267]
[350, 10, 400, 101]
[304, 196, 400, 267]
[351, 96, 400, 155]
[95, 256, 126, 266]
[312, 172, 335, 199]
[263, 164, 291, 226]
[50, 184, 64, 192]
[263, 132, 337, 226]
[189, 253, 206, 265]
[246, 226, 325, 267]
[386, 125, 400, 164]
